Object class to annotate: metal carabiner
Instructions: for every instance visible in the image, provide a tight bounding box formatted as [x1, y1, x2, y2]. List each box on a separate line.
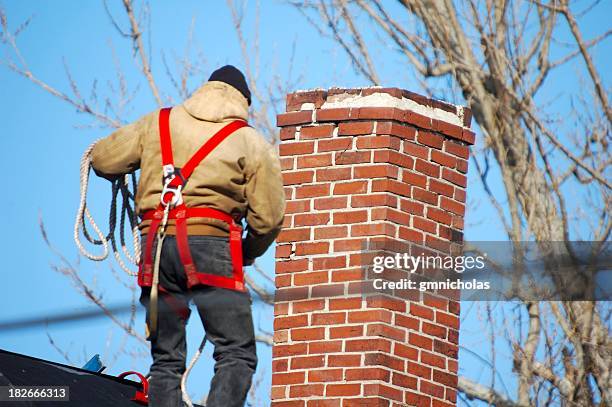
[161, 181, 183, 207]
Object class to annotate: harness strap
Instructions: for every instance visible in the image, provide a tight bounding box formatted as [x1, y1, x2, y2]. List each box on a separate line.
[167, 120, 248, 188]
[159, 107, 174, 167]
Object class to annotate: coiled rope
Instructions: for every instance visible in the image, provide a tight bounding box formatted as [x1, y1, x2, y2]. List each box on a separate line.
[75, 141, 204, 406]
[74, 141, 141, 275]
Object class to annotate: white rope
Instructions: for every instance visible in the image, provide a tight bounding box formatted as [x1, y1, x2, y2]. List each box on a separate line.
[74, 141, 140, 276]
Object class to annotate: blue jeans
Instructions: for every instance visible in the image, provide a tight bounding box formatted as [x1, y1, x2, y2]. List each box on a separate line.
[140, 235, 257, 407]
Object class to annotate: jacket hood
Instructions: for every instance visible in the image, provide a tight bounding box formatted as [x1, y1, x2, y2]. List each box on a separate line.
[182, 81, 249, 122]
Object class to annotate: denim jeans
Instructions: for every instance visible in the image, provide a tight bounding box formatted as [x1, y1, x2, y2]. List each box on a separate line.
[140, 235, 257, 407]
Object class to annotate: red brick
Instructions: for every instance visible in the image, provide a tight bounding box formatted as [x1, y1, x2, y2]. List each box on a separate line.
[311, 312, 346, 325]
[335, 150, 371, 165]
[296, 184, 330, 198]
[403, 141, 429, 160]
[348, 309, 393, 324]
[407, 111, 433, 130]
[316, 167, 351, 182]
[300, 125, 335, 139]
[400, 199, 424, 215]
[272, 371, 306, 386]
[354, 164, 399, 179]
[434, 339, 458, 358]
[287, 90, 327, 111]
[345, 338, 392, 353]
[351, 194, 397, 208]
[371, 179, 410, 197]
[338, 122, 374, 136]
[277, 228, 310, 243]
[374, 150, 414, 168]
[292, 299, 325, 313]
[456, 158, 468, 173]
[345, 368, 390, 382]
[271, 401, 305, 407]
[276, 258, 309, 273]
[429, 179, 454, 198]
[325, 383, 361, 397]
[433, 370, 457, 387]
[461, 128, 476, 144]
[431, 150, 457, 167]
[280, 141, 315, 156]
[405, 392, 432, 407]
[410, 303, 435, 320]
[414, 159, 440, 177]
[328, 354, 362, 367]
[309, 340, 343, 354]
[417, 131, 444, 149]
[329, 297, 363, 310]
[436, 311, 460, 330]
[274, 315, 309, 330]
[316, 108, 351, 122]
[366, 323, 406, 342]
[280, 127, 297, 140]
[333, 181, 368, 195]
[394, 343, 419, 360]
[329, 325, 363, 339]
[333, 210, 368, 224]
[280, 157, 294, 170]
[409, 333, 433, 351]
[295, 241, 330, 255]
[314, 197, 347, 210]
[294, 271, 328, 286]
[289, 383, 324, 398]
[308, 369, 343, 382]
[272, 359, 288, 373]
[285, 200, 311, 214]
[351, 223, 395, 237]
[444, 140, 469, 159]
[398, 227, 424, 243]
[314, 226, 348, 239]
[427, 207, 452, 226]
[434, 120, 463, 140]
[277, 110, 313, 126]
[312, 255, 347, 270]
[421, 351, 446, 368]
[276, 245, 291, 258]
[364, 383, 403, 401]
[318, 138, 352, 152]
[376, 121, 416, 139]
[291, 355, 325, 369]
[392, 372, 418, 389]
[440, 196, 465, 216]
[273, 343, 308, 358]
[401, 170, 427, 188]
[356, 135, 401, 150]
[412, 187, 438, 205]
[297, 153, 333, 168]
[420, 380, 444, 398]
[442, 168, 467, 187]
[406, 361, 432, 379]
[294, 213, 330, 226]
[312, 283, 345, 297]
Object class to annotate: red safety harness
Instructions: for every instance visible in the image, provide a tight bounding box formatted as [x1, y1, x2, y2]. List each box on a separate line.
[138, 107, 248, 292]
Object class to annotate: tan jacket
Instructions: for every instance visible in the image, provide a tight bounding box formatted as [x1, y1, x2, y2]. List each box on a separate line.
[90, 81, 285, 260]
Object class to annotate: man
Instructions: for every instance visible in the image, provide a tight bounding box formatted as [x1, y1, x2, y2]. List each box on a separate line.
[90, 65, 285, 407]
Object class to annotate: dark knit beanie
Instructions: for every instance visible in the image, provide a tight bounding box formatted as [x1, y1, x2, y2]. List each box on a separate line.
[208, 65, 251, 105]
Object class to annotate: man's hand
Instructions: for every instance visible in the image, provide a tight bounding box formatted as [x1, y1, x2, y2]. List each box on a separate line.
[243, 257, 255, 266]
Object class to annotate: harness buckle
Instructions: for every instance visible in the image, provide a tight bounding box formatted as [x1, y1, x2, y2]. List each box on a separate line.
[161, 165, 184, 207]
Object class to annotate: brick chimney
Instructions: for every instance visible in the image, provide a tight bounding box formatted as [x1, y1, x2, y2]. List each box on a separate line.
[272, 87, 474, 407]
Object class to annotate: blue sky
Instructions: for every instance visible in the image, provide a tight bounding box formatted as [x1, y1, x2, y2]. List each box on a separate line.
[0, 0, 609, 405]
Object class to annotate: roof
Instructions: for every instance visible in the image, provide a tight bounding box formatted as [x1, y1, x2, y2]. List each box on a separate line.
[0, 349, 204, 406]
